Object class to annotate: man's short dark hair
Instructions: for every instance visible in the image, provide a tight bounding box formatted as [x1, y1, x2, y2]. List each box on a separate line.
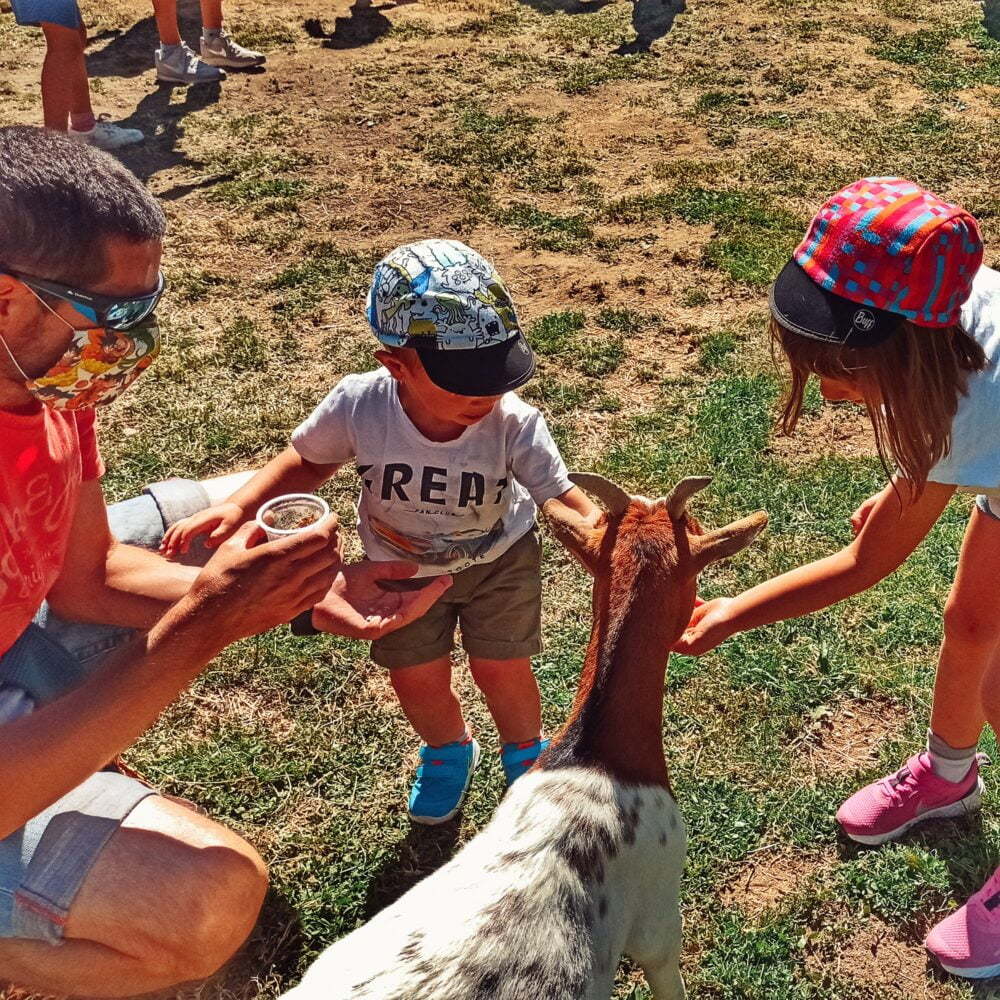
[0, 125, 166, 287]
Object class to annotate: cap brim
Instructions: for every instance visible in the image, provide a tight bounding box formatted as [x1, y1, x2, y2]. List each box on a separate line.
[770, 260, 899, 348]
[415, 332, 536, 397]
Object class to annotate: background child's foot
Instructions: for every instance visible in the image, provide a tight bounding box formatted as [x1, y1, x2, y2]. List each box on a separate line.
[200, 30, 266, 69]
[408, 736, 479, 825]
[926, 864, 1000, 979]
[836, 751, 986, 846]
[155, 42, 226, 84]
[500, 737, 549, 787]
[68, 116, 144, 151]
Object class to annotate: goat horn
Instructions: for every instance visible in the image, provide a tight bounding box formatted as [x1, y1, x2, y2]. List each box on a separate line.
[665, 476, 712, 519]
[568, 472, 632, 517]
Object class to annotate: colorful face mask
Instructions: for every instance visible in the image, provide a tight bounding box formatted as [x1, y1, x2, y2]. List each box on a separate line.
[0, 300, 160, 410]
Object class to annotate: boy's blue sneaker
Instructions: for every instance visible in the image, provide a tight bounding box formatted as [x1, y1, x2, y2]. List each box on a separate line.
[408, 736, 480, 825]
[501, 737, 550, 787]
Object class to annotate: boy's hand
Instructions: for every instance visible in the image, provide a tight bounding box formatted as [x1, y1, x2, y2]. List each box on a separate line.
[160, 502, 245, 559]
[310, 561, 452, 639]
[673, 596, 735, 656]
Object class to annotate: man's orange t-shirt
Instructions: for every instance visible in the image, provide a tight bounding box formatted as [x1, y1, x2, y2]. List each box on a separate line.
[0, 407, 104, 656]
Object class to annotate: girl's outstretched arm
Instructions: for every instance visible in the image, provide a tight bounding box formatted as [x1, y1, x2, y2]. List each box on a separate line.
[676, 479, 956, 655]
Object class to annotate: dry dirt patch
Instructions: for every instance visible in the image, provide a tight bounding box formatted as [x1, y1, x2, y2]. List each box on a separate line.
[720, 846, 831, 916]
[807, 916, 959, 1000]
[793, 696, 910, 780]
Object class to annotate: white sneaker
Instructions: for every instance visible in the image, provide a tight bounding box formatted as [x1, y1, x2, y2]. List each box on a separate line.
[155, 41, 226, 84]
[200, 30, 266, 69]
[68, 116, 144, 151]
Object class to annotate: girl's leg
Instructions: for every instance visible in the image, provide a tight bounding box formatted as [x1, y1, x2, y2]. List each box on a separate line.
[151, 0, 182, 46]
[929, 504, 1000, 749]
[200, 0, 223, 30]
[39, 22, 88, 130]
[468, 656, 541, 744]
[389, 656, 467, 747]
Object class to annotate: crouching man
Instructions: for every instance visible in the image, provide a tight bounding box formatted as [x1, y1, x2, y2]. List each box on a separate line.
[0, 125, 450, 996]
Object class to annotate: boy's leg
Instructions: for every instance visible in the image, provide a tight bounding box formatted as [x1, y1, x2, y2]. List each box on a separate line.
[467, 656, 541, 744]
[39, 21, 87, 130]
[459, 529, 544, 743]
[389, 656, 467, 747]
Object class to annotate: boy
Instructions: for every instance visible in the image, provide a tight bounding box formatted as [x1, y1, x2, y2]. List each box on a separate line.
[9, 0, 144, 149]
[161, 239, 599, 824]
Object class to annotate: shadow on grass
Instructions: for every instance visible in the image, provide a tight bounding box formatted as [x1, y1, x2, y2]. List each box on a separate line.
[986, 0, 1000, 41]
[303, 1, 392, 50]
[113, 83, 221, 193]
[515, 0, 685, 53]
[361, 819, 462, 918]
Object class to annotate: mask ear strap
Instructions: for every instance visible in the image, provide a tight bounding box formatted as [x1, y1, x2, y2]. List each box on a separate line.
[0, 333, 30, 381]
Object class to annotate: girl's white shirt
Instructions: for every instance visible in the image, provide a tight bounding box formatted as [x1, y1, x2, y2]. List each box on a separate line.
[929, 265, 1000, 495]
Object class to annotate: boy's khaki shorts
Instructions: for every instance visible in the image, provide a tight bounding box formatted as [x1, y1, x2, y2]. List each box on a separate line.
[371, 527, 542, 669]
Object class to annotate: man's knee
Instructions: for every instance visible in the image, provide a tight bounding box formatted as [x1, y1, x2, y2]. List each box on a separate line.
[172, 841, 269, 980]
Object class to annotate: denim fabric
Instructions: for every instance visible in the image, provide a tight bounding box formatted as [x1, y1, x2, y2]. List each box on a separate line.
[9, 0, 82, 28]
[0, 479, 209, 941]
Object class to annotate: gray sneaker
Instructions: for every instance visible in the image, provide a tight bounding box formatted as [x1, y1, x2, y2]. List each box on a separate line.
[200, 30, 266, 69]
[155, 41, 226, 84]
[68, 116, 144, 151]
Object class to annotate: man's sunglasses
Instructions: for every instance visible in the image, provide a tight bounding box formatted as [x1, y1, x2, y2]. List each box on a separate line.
[3, 270, 165, 331]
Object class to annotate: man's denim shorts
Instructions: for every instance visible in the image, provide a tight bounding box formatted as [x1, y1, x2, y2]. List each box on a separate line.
[9, 0, 83, 29]
[0, 479, 210, 943]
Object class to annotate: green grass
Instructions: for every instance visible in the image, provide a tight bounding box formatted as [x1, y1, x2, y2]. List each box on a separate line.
[870, 18, 1000, 92]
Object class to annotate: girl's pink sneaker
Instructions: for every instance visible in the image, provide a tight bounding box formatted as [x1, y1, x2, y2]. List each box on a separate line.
[926, 865, 1000, 979]
[836, 752, 986, 846]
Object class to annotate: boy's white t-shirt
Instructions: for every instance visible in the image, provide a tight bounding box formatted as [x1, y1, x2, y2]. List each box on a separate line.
[292, 369, 572, 576]
[928, 266, 1000, 495]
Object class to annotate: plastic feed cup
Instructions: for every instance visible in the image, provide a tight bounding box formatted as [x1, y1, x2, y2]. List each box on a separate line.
[256, 494, 330, 541]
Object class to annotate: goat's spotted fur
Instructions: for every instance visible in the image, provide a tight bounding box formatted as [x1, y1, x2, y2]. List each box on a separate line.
[285, 768, 685, 1000]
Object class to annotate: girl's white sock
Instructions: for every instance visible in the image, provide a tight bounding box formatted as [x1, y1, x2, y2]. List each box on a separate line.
[927, 729, 977, 783]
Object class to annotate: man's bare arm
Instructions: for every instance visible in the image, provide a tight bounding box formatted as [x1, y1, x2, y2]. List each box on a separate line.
[0, 521, 341, 840]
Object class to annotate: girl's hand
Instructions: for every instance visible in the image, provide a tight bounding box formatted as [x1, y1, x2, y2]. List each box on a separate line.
[159, 502, 245, 559]
[673, 597, 736, 656]
[849, 491, 883, 536]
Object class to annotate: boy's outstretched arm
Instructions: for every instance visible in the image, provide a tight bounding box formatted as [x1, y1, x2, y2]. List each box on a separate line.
[676, 479, 956, 656]
[160, 446, 340, 557]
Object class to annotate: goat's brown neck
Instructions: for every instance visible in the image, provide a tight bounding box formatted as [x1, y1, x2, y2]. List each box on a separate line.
[548, 549, 694, 789]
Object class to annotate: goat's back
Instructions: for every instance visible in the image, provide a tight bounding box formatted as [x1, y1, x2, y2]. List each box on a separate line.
[284, 768, 686, 1000]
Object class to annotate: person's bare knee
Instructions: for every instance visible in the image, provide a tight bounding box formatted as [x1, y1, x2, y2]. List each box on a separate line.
[41, 22, 85, 52]
[66, 798, 268, 985]
[943, 594, 1000, 648]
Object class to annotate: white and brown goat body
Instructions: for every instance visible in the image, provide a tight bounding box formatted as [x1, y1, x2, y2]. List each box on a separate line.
[284, 473, 766, 1000]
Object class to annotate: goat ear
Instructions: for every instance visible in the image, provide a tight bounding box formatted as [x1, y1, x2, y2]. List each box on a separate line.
[542, 498, 605, 576]
[568, 472, 632, 517]
[690, 511, 767, 574]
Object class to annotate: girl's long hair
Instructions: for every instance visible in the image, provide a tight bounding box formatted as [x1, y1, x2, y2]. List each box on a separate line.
[770, 317, 987, 488]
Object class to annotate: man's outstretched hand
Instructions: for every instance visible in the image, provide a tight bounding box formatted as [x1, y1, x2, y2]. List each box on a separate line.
[310, 561, 452, 639]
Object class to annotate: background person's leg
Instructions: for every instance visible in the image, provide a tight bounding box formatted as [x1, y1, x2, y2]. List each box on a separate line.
[151, 0, 182, 45]
[39, 21, 87, 130]
[0, 796, 267, 997]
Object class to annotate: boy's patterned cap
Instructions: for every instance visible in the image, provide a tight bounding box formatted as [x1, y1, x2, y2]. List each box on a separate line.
[367, 239, 535, 396]
[771, 177, 984, 346]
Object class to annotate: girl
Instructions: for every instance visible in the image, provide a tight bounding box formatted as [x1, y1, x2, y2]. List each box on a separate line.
[675, 177, 1000, 979]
